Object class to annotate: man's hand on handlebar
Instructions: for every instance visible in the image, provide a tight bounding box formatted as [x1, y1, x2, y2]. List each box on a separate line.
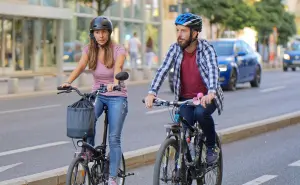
[144, 94, 156, 109]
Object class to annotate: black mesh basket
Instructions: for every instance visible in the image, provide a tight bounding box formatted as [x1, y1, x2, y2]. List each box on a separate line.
[66, 97, 95, 139]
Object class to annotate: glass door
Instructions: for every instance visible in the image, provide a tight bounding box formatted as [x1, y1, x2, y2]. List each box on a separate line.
[0, 18, 13, 74]
[0, 18, 2, 74]
[23, 19, 34, 70]
[14, 19, 24, 71]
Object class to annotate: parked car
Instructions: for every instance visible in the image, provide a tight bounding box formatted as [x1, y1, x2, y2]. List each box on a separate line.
[63, 41, 83, 63]
[168, 38, 262, 92]
[283, 41, 300, 71]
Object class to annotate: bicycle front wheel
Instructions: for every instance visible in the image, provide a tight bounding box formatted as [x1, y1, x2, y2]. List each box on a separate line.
[153, 138, 184, 185]
[66, 156, 91, 185]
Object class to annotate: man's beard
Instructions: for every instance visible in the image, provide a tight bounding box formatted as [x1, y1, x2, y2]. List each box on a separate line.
[177, 39, 190, 49]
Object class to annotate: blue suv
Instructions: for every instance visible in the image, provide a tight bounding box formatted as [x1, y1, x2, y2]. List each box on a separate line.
[168, 39, 262, 92]
[283, 41, 300, 71]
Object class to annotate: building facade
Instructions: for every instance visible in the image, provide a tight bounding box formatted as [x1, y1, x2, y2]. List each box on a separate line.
[0, 0, 162, 76]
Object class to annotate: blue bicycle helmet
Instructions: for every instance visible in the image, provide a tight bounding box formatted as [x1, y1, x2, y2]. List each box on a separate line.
[175, 13, 202, 32]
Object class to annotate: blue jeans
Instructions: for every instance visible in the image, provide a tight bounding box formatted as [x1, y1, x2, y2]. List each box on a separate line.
[87, 95, 128, 178]
[179, 97, 217, 148]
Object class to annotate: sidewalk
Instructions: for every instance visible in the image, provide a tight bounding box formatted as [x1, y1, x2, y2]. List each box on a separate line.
[0, 74, 93, 96]
[0, 63, 281, 97]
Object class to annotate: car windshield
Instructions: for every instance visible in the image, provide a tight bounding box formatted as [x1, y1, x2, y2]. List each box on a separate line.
[291, 42, 300, 51]
[210, 41, 234, 56]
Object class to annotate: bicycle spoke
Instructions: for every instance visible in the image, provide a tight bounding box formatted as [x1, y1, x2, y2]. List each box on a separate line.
[71, 162, 89, 185]
[159, 144, 178, 184]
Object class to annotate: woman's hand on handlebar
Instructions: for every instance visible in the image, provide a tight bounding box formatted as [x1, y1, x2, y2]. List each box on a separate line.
[107, 83, 118, 92]
[60, 82, 72, 88]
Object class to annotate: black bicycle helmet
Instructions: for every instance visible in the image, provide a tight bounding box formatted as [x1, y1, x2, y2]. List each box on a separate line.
[89, 16, 113, 34]
[175, 13, 202, 32]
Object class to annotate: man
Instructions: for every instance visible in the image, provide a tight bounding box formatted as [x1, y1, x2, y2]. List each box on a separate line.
[128, 32, 141, 69]
[144, 13, 224, 164]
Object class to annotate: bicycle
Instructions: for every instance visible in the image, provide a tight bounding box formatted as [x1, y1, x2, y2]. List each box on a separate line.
[57, 71, 134, 185]
[143, 97, 223, 185]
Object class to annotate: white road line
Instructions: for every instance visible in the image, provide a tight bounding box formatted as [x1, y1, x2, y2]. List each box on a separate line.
[0, 104, 61, 115]
[260, 86, 285, 93]
[242, 175, 277, 185]
[288, 160, 300, 167]
[0, 163, 22, 173]
[0, 141, 69, 157]
[146, 108, 169, 115]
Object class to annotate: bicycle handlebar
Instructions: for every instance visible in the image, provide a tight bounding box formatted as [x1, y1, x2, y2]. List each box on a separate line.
[57, 84, 123, 97]
[142, 98, 196, 107]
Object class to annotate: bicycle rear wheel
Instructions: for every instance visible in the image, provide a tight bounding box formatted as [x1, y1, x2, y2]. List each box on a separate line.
[197, 133, 223, 185]
[66, 156, 91, 185]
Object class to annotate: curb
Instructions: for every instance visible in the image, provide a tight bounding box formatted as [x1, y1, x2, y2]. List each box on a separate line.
[1, 111, 300, 185]
[0, 80, 151, 100]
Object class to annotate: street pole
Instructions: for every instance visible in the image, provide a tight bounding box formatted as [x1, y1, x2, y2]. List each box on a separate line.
[177, 0, 182, 15]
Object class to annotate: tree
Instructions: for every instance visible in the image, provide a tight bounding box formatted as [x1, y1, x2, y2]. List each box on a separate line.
[224, 0, 260, 31]
[277, 11, 297, 46]
[187, 0, 234, 38]
[253, 0, 285, 44]
[71, 0, 114, 15]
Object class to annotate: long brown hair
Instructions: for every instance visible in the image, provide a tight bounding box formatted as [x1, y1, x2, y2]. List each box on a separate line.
[87, 26, 114, 69]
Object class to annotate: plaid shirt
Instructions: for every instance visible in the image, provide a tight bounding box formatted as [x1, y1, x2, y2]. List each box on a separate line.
[148, 39, 224, 115]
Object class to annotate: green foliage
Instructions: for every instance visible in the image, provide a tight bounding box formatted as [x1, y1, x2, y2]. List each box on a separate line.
[186, 0, 297, 45]
[68, 0, 114, 15]
[277, 11, 297, 45]
[225, 0, 260, 31]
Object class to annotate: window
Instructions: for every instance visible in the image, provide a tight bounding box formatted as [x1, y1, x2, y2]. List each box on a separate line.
[210, 41, 234, 56]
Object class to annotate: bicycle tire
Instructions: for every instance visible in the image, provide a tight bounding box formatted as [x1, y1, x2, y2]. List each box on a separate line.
[153, 138, 183, 185]
[197, 133, 223, 185]
[66, 156, 91, 185]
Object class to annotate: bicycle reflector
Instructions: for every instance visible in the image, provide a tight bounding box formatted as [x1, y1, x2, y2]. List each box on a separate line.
[77, 140, 83, 147]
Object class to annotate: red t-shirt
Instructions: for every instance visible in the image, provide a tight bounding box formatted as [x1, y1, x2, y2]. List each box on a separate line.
[180, 49, 208, 98]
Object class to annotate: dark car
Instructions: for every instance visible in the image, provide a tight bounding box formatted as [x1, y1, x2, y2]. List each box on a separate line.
[168, 39, 262, 92]
[283, 41, 300, 71]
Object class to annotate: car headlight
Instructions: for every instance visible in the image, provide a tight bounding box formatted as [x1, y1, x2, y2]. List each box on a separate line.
[219, 64, 227, 72]
[63, 55, 69, 60]
[283, 54, 290, 60]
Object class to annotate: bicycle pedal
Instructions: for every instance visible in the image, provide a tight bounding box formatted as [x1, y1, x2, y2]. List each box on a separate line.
[125, 172, 135, 177]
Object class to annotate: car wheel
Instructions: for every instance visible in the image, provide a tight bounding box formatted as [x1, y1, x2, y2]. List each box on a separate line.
[292, 67, 296, 71]
[224, 69, 237, 91]
[283, 66, 288, 71]
[250, 66, 261, 88]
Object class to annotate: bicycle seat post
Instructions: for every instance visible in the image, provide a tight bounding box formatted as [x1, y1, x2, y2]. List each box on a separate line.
[101, 106, 109, 149]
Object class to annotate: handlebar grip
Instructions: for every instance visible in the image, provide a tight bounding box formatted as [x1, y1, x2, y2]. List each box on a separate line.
[142, 99, 158, 103]
[113, 86, 121, 91]
[57, 86, 72, 91]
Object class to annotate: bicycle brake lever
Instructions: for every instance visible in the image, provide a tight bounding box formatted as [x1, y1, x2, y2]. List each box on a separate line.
[57, 90, 72, 94]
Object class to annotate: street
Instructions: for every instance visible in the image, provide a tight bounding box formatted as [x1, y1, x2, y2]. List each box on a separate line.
[125, 123, 300, 185]
[0, 70, 300, 181]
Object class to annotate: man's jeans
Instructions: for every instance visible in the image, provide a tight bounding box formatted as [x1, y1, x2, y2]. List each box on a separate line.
[179, 97, 217, 148]
[87, 95, 128, 177]
[130, 52, 138, 69]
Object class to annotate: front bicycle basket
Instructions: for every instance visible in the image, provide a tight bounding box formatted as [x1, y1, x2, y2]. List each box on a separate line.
[66, 97, 95, 139]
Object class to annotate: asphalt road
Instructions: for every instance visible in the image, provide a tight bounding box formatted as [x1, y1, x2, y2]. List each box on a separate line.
[0, 70, 300, 181]
[125, 123, 300, 185]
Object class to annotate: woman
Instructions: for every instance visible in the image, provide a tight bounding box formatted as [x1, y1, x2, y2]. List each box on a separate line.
[145, 36, 155, 68]
[60, 16, 127, 185]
